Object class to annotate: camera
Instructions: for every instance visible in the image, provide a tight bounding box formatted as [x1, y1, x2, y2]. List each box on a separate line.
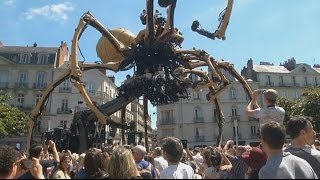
[20, 159, 33, 170]
[181, 140, 188, 149]
[44, 131, 54, 145]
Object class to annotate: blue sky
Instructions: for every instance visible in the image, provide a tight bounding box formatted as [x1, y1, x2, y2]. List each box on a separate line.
[1, 0, 320, 129]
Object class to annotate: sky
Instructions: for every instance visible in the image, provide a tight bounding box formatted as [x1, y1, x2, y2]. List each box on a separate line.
[1, 0, 320, 129]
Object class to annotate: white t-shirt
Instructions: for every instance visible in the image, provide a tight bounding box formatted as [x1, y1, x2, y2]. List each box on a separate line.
[160, 163, 194, 179]
[154, 156, 168, 173]
[254, 106, 285, 128]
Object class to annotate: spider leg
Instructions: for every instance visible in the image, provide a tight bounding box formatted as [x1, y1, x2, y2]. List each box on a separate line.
[157, 0, 177, 40]
[212, 97, 225, 147]
[71, 11, 131, 77]
[70, 12, 129, 126]
[27, 70, 71, 152]
[144, 0, 156, 46]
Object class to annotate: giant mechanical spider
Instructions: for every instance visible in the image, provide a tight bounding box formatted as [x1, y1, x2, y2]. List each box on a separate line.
[27, 0, 255, 152]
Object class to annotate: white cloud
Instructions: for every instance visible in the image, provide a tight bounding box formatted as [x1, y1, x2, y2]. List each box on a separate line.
[4, 0, 14, 6]
[24, 2, 74, 21]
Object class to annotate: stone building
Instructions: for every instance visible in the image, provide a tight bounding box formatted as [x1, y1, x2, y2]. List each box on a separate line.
[0, 41, 150, 149]
[157, 58, 320, 147]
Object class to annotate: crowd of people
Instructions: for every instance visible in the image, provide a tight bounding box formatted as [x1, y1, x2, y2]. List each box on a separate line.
[0, 88, 320, 179]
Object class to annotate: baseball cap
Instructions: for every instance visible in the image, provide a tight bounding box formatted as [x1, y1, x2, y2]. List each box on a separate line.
[263, 89, 278, 101]
[242, 147, 267, 171]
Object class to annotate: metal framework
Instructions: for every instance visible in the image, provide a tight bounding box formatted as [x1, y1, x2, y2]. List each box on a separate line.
[27, 0, 255, 152]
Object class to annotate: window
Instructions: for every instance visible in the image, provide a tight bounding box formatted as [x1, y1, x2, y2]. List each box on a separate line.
[267, 75, 271, 85]
[61, 99, 69, 111]
[194, 107, 203, 119]
[18, 72, 27, 87]
[38, 55, 47, 64]
[230, 88, 236, 99]
[292, 76, 296, 86]
[194, 92, 200, 99]
[35, 94, 42, 105]
[36, 72, 46, 87]
[315, 77, 318, 86]
[60, 120, 67, 128]
[251, 125, 257, 135]
[304, 77, 308, 86]
[88, 82, 95, 94]
[17, 94, 25, 106]
[62, 80, 70, 90]
[196, 128, 203, 136]
[20, 54, 29, 64]
[279, 76, 284, 86]
[294, 91, 299, 99]
[0, 71, 9, 87]
[233, 126, 239, 136]
[231, 108, 237, 116]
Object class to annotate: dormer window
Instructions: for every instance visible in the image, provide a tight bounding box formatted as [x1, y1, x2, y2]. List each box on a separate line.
[38, 54, 47, 64]
[20, 54, 29, 64]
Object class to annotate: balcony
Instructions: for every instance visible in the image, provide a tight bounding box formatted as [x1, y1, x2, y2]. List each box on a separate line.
[249, 117, 259, 122]
[33, 83, 47, 89]
[195, 135, 205, 142]
[230, 115, 240, 121]
[15, 82, 28, 89]
[278, 82, 285, 87]
[88, 90, 96, 95]
[17, 104, 33, 111]
[161, 118, 175, 125]
[251, 133, 259, 139]
[264, 82, 274, 87]
[59, 87, 72, 93]
[194, 117, 204, 123]
[0, 82, 9, 88]
[57, 108, 72, 114]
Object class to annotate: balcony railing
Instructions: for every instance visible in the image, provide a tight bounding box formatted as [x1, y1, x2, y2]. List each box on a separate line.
[265, 82, 274, 86]
[248, 117, 259, 121]
[17, 104, 33, 111]
[230, 115, 240, 121]
[57, 108, 72, 114]
[194, 117, 204, 123]
[59, 87, 72, 93]
[161, 118, 175, 125]
[195, 135, 205, 142]
[33, 83, 47, 89]
[15, 82, 28, 88]
[0, 82, 9, 88]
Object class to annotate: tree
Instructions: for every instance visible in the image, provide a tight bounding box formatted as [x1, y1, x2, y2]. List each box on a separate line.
[0, 93, 29, 138]
[299, 87, 320, 132]
[277, 87, 320, 132]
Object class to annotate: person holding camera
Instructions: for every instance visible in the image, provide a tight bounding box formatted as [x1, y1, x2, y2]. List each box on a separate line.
[245, 89, 285, 129]
[18, 140, 60, 179]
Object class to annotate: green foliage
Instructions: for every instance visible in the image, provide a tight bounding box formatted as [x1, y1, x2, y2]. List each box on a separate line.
[277, 87, 320, 132]
[0, 93, 28, 138]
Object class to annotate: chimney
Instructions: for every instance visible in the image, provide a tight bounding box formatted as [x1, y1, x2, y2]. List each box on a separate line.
[55, 41, 69, 68]
[108, 76, 115, 83]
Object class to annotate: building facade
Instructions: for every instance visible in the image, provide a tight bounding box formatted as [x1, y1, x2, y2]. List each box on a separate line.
[0, 42, 150, 148]
[156, 58, 320, 147]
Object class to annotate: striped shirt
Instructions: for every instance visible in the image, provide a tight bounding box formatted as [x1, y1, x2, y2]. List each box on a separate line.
[225, 154, 248, 179]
